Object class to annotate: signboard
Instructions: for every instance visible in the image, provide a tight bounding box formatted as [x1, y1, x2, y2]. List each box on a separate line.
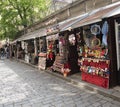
[38, 57, 46, 70]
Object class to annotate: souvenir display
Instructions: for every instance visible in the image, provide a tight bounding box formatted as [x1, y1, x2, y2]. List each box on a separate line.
[91, 24, 101, 36]
[59, 37, 66, 56]
[80, 57, 110, 88]
[52, 55, 70, 77]
[83, 45, 109, 58]
[52, 36, 65, 72]
[91, 36, 101, 48]
[80, 58, 110, 78]
[38, 37, 47, 70]
[47, 42, 53, 60]
[61, 63, 71, 77]
[52, 33, 72, 77]
[77, 32, 84, 57]
[102, 21, 109, 46]
[77, 23, 110, 88]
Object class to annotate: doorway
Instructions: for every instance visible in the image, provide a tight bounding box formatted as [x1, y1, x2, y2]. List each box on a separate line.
[115, 21, 120, 85]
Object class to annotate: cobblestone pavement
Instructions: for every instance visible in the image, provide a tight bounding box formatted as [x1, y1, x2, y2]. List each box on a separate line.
[0, 59, 120, 107]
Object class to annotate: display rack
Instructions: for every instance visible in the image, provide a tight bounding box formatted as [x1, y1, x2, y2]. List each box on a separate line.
[52, 55, 70, 77]
[79, 57, 110, 88]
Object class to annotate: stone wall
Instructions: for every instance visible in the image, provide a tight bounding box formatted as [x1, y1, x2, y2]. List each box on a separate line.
[24, 0, 120, 34]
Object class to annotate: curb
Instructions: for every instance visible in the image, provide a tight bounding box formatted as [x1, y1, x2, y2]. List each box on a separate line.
[14, 59, 120, 102]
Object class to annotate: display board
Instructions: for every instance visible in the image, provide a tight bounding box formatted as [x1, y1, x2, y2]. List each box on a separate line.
[38, 53, 46, 70]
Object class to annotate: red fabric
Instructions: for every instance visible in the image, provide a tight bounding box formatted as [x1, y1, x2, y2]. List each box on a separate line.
[82, 60, 109, 69]
[49, 44, 53, 49]
[82, 72, 109, 88]
[64, 63, 70, 68]
[48, 52, 53, 59]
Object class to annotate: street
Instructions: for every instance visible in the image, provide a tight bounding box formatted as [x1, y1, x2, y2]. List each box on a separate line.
[0, 59, 120, 107]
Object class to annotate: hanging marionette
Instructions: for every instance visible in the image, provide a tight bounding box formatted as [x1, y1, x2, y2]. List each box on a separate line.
[47, 41, 53, 60]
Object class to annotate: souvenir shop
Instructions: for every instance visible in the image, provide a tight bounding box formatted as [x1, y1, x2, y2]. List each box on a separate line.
[14, 41, 24, 59]
[24, 39, 35, 64]
[52, 30, 79, 77]
[38, 36, 47, 70]
[46, 34, 59, 68]
[53, 3, 120, 88]
[76, 21, 110, 88]
[74, 12, 120, 89]
[38, 24, 59, 70]
[38, 34, 59, 70]
[50, 9, 118, 88]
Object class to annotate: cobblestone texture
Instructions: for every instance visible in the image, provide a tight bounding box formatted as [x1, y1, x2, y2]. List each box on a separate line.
[0, 59, 120, 107]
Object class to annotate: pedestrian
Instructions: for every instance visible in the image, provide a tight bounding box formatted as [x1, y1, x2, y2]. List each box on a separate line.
[6, 47, 10, 59]
[0, 48, 1, 59]
[0, 48, 5, 59]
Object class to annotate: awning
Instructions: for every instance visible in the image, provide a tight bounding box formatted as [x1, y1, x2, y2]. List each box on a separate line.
[17, 28, 47, 41]
[103, 6, 120, 18]
[59, 13, 89, 31]
[13, 2, 120, 43]
[46, 34, 59, 41]
[62, 2, 120, 30]
[72, 3, 120, 29]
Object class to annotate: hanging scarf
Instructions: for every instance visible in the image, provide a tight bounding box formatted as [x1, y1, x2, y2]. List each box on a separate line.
[102, 21, 108, 46]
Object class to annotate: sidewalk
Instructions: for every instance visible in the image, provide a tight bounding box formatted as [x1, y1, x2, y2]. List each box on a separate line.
[17, 59, 120, 102]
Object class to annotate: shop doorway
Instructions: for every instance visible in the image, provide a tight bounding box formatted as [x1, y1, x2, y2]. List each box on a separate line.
[68, 34, 79, 74]
[115, 21, 120, 85]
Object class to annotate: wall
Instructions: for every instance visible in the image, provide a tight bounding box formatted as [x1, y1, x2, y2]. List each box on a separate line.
[20, 0, 120, 35]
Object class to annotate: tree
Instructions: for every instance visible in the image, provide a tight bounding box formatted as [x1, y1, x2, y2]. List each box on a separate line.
[0, 0, 51, 40]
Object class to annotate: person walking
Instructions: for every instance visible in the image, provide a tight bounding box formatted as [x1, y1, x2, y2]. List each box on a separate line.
[0, 48, 1, 59]
[0, 48, 5, 59]
[6, 46, 10, 59]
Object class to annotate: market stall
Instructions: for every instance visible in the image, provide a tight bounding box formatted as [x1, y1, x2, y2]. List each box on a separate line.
[38, 36, 47, 70]
[46, 34, 59, 68]
[24, 40, 34, 63]
[52, 31, 79, 77]
[77, 22, 110, 88]
[52, 33, 69, 76]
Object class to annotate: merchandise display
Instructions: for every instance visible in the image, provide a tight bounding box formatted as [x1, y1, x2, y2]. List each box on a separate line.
[102, 21, 109, 46]
[52, 35, 71, 77]
[52, 55, 70, 77]
[91, 24, 101, 35]
[78, 23, 110, 88]
[80, 58, 110, 78]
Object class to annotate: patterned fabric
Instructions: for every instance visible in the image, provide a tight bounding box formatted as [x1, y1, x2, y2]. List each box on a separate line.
[102, 21, 109, 46]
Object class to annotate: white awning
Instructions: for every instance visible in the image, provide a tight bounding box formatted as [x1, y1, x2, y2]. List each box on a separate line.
[61, 2, 120, 30]
[60, 13, 89, 31]
[103, 6, 120, 18]
[46, 34, 59, 40]
[17, 28, 47, 41]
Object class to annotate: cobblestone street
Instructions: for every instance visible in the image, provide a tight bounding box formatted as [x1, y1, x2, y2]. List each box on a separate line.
[0, 59, 120, 107]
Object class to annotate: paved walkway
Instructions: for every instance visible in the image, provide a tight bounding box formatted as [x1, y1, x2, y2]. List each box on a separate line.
[0, 59, 120, 107]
